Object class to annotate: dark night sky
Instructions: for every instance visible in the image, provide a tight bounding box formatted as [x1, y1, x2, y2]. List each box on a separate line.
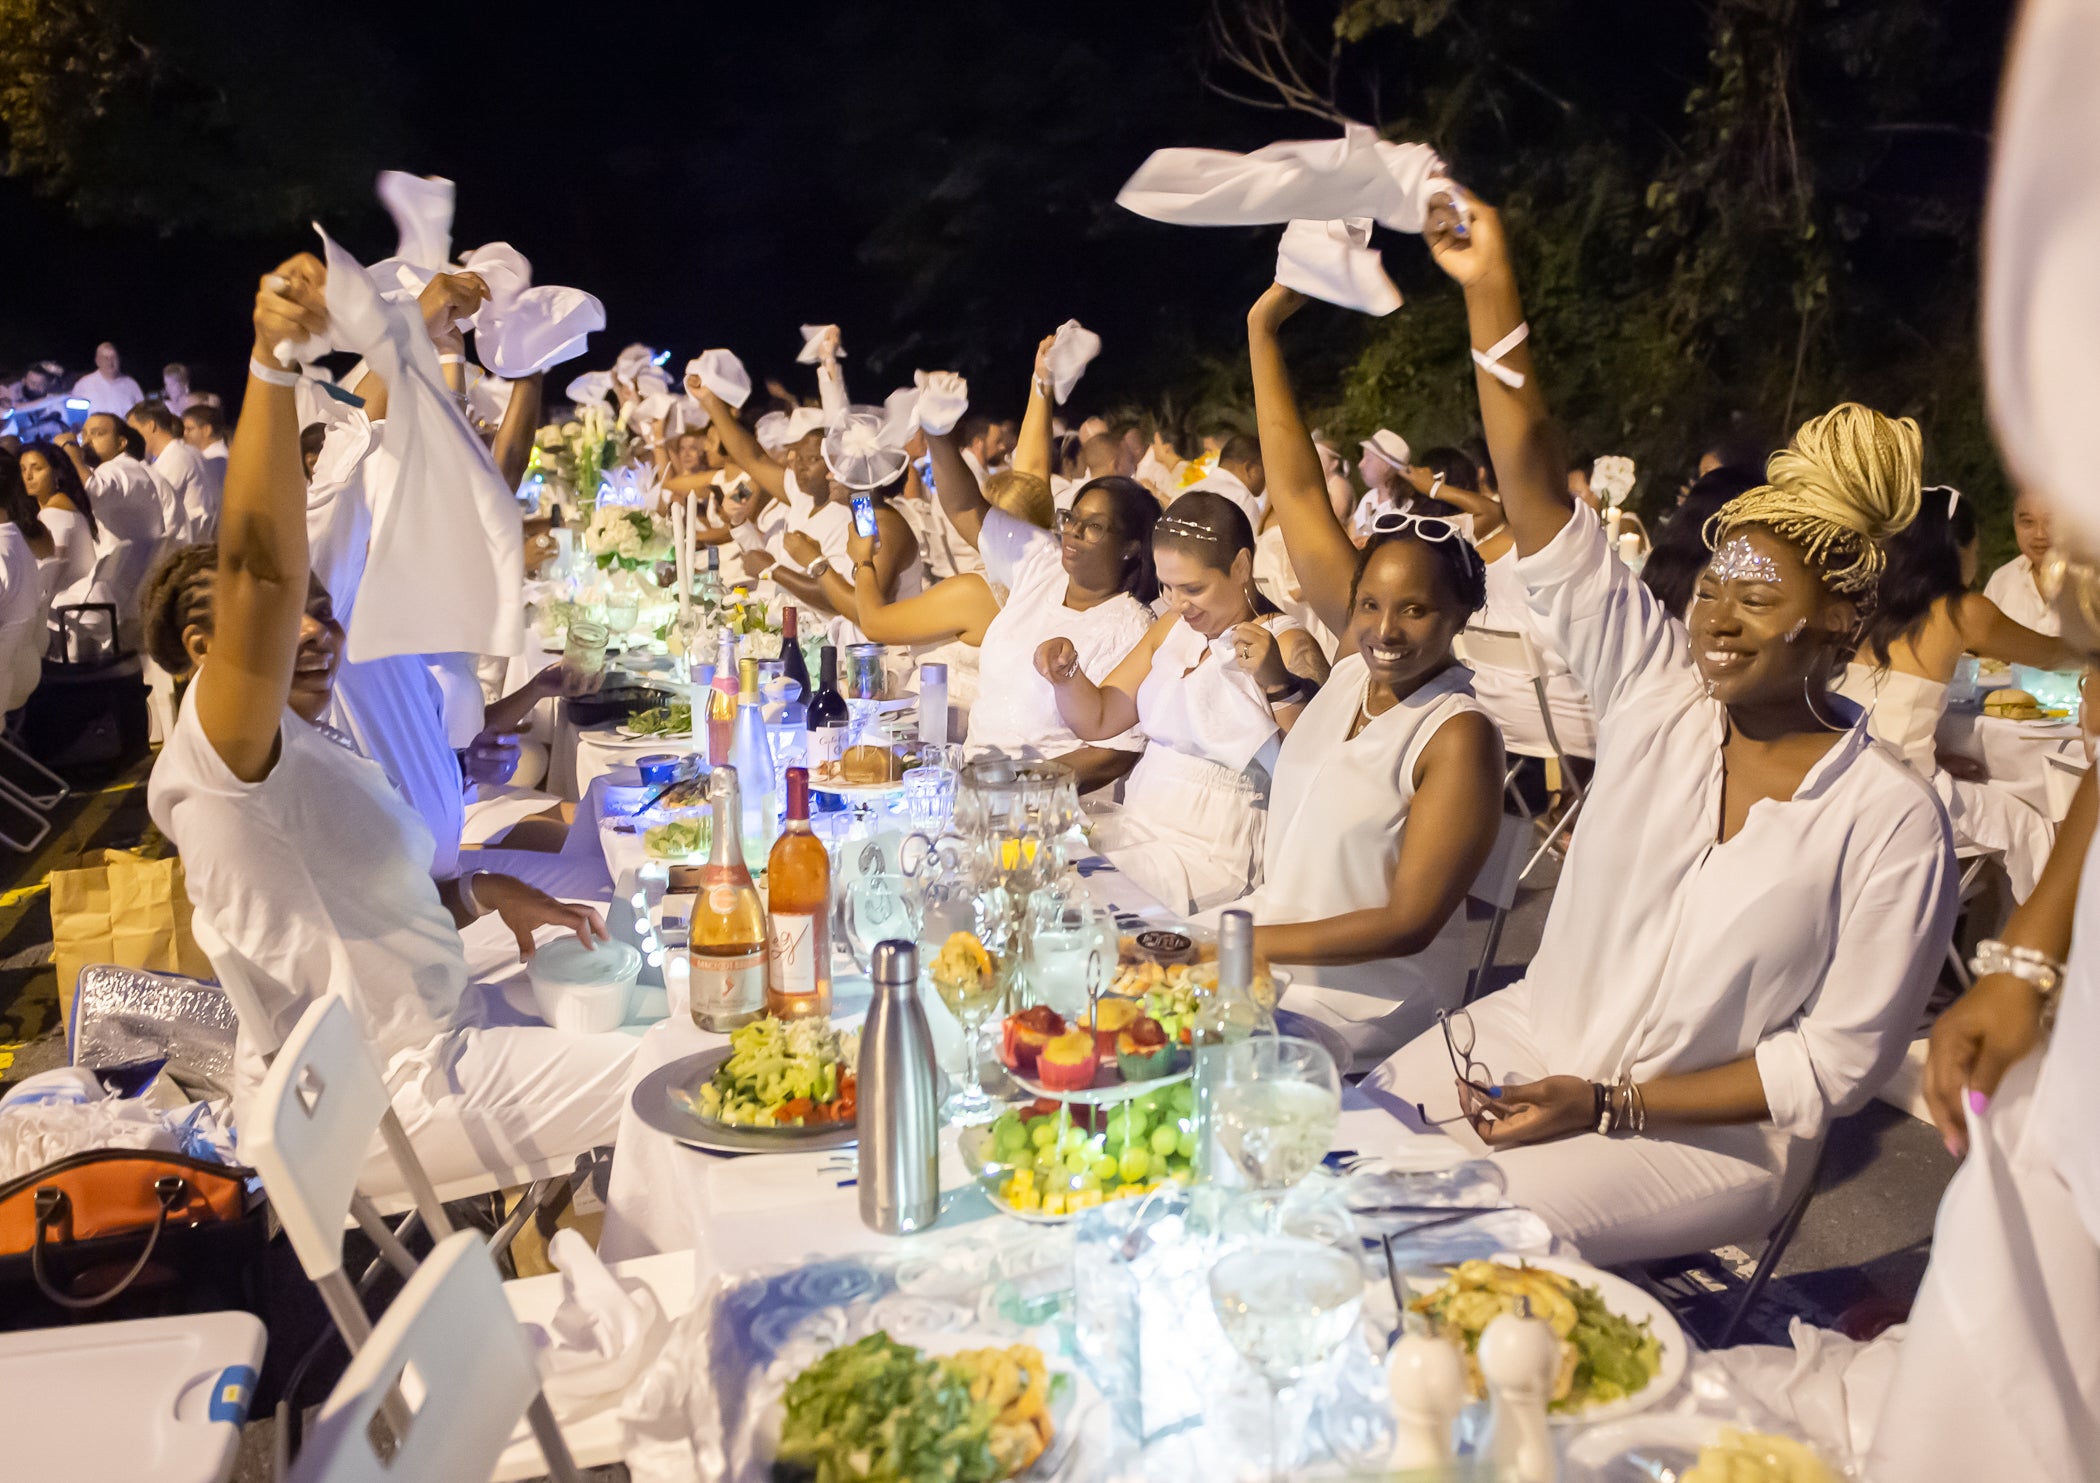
[1, 0, 1298, 419]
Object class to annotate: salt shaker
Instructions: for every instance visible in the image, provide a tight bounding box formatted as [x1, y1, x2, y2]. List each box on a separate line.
[1386, 1328, 1467, 1472]
[858, 939, 940, 1234]
[1479, 1302, 1560, 1483]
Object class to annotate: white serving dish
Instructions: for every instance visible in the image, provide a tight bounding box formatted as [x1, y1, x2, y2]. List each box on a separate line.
[527, 937, 643, 1033]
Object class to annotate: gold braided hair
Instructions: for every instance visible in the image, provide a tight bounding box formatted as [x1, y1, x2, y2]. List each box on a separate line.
[1705, 403, 1923, 594]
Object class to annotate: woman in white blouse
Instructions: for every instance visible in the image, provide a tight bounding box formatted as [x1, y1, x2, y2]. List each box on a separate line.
[923, 428, 1161, 793]
[20, 442, 97, 606]
[1035, 490, 1330, 914]
[1364, 194, 1957, 1265]
[144, 256, 637, 1197]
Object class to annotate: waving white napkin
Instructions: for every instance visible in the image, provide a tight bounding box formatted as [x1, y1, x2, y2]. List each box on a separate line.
[755, 405, 828, 454]
[1276, 217, 1402, 315]
[796, 323, 844, 364]
[1118, 124, 1459, 236]
[376, 171, 454, 271]
[525, 1229, 670, 1405]
[567, 369, 615, 407]
[689, 349, 751, 408]
[1043, 320, 1101, 403]
[911, 369, 970, 435]
[614, 343, 661, 385]
[458, 242, 605, 379]
[289, 228, 523, 662]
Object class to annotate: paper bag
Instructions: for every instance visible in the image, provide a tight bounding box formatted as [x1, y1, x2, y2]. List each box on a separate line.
[47, 851, 213, 1035]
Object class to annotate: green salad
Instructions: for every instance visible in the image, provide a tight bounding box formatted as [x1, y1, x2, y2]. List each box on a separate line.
[624, 702, 691, 736]
[1411, 1259, 1662, 1413]
[685, 1016, 858, 1128]
[643, 818, 709, 859]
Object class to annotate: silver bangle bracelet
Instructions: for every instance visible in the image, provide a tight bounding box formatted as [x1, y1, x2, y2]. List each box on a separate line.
[1969, 938, 2065, 1028]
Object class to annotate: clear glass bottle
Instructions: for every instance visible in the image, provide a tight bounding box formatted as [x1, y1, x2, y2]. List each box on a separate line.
[730, 656, 777, 870]
[706, 628, 740, 767]
[689, 766, 767, 1031]
[1191, 909, 1265, 1184]
[766, 767, 832, 1020]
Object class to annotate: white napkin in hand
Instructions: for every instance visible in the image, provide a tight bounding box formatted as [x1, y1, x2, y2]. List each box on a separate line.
[797, 323, 844, 364]
[913, 369, 970, 434]
[1118, 124, 1459, 236]
[377, 170, 455, 270]
[1044, 320, 1101, 404]
[690, 349, 751, 407]
[567, 369, 615, 406]
[1276, 217, 1402, 315]
[615, 343, 661, 384]
[527, 1229, 671, 1405]
[460, 242, 605, 379]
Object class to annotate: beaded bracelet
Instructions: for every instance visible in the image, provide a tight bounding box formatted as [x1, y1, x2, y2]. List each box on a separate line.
[1969, 938, 2066, 1030]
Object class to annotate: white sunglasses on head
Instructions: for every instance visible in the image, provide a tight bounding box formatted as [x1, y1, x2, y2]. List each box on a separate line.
[1367, 510, 1465, 545]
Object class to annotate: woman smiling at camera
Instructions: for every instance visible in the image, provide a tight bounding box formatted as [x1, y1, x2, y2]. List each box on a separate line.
[1364, 194, 1957, 1265]
[1034, 489, 1329, 914]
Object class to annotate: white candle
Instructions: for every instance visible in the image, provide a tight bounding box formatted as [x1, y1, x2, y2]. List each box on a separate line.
[672, 506, 691, 614]
[684, 492, 699, 604]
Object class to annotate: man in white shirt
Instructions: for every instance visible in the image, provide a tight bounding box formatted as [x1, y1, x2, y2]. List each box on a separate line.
[1981, 487, 2060, 635]
[71, 343, 144, 417]
[130, 399, 215, 540]
[72, 413, 169, 546]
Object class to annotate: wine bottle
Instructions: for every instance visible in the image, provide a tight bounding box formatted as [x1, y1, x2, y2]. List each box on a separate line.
[807, 642, 848, 772]
[730, 656, 777, 870]
[698, 542, 721, 610]
[1191, 909, 1264, 1184]
[780, 605, 811, 706]
[707, 629, 739, 767]
[766, 767, 832, 1020]
[689, 766, 767, 1031]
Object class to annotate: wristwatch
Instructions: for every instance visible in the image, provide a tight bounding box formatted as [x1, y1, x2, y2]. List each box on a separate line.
[807, 557, 832, 579]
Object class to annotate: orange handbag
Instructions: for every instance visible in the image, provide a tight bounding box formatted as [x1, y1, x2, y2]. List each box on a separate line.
[0, 1149, 256, 1310]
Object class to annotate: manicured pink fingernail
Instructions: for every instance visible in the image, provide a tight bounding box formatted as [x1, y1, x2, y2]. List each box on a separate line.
[1967, 1089, 1990, 1116]
[1944, 1135, 1962, 1158]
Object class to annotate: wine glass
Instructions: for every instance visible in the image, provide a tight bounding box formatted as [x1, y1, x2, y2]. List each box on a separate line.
[920, 881, 1010, 1126]
[1208, 1237, 1366, 1482]
[1212, 1036, 1342, 1230]
[840, 873, 923, 975]
[1024, 896, 1117, 1019]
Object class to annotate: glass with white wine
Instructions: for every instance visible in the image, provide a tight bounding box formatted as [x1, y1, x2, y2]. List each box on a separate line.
[1211, 1035, 1342, 1230]
[1208, 1237, 1366, 1482]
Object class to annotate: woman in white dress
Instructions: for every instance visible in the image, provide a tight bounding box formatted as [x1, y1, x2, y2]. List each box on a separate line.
[1363, 194, 1957, 1266]
[1836, 485, 2078, 896]
[1238, 289, 1507, 1068]
[20, 442, 96, 606]
[143, 255, 637, 1197]
[1034, 490, 1330, 914]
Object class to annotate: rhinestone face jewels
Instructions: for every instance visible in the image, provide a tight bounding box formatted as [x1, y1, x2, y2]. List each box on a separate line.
[1706, 535, 1785, 587]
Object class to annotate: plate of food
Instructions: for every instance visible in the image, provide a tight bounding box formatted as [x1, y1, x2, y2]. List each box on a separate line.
[643, 817, 710, 861]
[1404, 1254, 1685, 1423]
[809, 758, 912, 799]
[1563, 1414, 1842, 1482]
[762, 1331, 1083, 1482]
[631, 1016, 859, 1154]
[616, 702, 693, 739]
[994, 1002, 1193, 1104]
[1109, 959, 1286, 1039]
[960, 1087, 1195, 1221]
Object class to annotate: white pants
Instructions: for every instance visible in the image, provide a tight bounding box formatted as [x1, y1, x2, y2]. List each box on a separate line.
[1097, 746, 1265, 916]
[1366, 988, 1804, 1265]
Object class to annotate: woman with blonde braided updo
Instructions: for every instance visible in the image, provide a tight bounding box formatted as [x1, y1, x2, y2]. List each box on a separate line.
[1361, 193, 1959, 1265]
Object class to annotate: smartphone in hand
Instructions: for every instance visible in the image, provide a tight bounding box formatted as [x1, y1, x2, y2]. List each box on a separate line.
[851, 493, 876, 540]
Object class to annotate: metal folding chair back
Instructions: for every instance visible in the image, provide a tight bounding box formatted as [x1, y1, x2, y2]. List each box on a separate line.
[1455, 624, 1588, 881]
[1464, 813, 1534, 1003]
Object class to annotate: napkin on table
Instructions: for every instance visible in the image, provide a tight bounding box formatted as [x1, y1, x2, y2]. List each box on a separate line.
[526, 1228, 671, 1405]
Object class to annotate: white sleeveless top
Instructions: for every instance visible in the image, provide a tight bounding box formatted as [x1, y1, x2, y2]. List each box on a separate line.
[1135, 614, 1298, 777]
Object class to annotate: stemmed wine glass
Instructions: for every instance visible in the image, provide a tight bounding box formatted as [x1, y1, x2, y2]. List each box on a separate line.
[1211, 1036, 1343, 1232]
[920, 872, 1011, 1126]
[1208, 1237, 1366, 1482]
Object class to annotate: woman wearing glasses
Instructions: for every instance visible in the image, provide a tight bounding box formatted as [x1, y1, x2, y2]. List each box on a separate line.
[1223, 287, 1507, 1067]
[922, 425, 1161, 793]
[1363, 195, 1956, 1265]
[1033, 489, 1329, 913]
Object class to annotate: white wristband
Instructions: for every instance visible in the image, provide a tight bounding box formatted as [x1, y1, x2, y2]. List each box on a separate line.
[1470, 321, 1530, 390]
[437, 353, 466, 366]
[248, 358, 300, 387]
[457, 870, 487, 919]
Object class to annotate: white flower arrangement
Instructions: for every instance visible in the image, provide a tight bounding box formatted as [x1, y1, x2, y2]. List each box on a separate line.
[584, 505, 670, 570]
[1590, 454, 1637, 509]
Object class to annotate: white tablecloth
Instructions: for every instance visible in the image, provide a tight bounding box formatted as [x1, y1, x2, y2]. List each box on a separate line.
[1936, 707, 2087, 819]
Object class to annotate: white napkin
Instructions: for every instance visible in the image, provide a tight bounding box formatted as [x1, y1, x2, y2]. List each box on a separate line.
[376, 170, 455, 270]
[690, 349, 751, 407]
[306, 413, 378, 622]
[666, 394, 708, 436]
[567, 369, 615, 406]
[458, 242, 604, 379]
[912, 369, 969, 435]
[293, 228, 524, 662]
[797, 323, 844, 364]
[704, 1147, 859, 1216]
[619, 1322, 703, 1483]
[526, 1229, 670, 1404]
[464, 371, 512, 429]
[1276, 217, 1402, 315]
[1043, 320, 1101, 403]
[615, 343, 661, 384]
[1118, 124, 1460, 236]
[756, 405, 829, 453]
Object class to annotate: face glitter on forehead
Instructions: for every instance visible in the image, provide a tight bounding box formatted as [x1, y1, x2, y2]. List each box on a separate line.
[1708, 535, 1785, 587]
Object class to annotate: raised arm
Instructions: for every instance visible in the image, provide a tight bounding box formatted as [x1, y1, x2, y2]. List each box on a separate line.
[1952, 592, 2082, 671]
[491, 371, 544, 492]
[925, 429, 989, 548]
[1035, 615, 1170, 741]
[844, 520, 999, 645]
[692, 382, 789, 502]
[1012, 334, 1058, 480]
[192, 256, 332, 782]
[1247, 284, 1364, 640]
[1424, 194, 1567, 556]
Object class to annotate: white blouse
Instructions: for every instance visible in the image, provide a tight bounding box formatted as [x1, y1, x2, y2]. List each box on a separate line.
[965, 509, 1152, 759]
[38, 506, 97, 607]
[1983, 554, 2060, 636]
[1491, 509, 1957, 1139]
[1465, 545, 1597, 758]
[1135, 613, 1296, 776]
[1252, 524, 1339, 660]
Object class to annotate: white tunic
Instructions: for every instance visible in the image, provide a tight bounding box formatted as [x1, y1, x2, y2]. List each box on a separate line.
[0, 526, 44, 713]
[152, 440, 215, 542]
[1228, 655, 1481, 1066]
[87, 453, 168, 547]
[1983, 553, 2060, 636]
[329, 654, 468, 882]
[964, 509, 1152, 760]
[1392, 508, 1958, 1141]
[1466, 546, 1597, 758]
[1097, 615, 1292, 914]
[37, 506, 97, 607]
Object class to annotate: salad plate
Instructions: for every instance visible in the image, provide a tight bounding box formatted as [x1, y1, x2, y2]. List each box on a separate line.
[633, 1047, 858, 1156]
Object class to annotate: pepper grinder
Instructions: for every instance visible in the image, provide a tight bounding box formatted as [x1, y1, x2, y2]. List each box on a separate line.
[1478, 1300, 1560, 1483]
[1386, 1324, 1467, 1472]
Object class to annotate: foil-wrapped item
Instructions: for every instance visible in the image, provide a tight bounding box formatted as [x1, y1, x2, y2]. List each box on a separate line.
[70, 965, 237, 1099]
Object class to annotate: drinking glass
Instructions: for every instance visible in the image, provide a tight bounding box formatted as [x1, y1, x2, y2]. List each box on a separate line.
[920, 879, 1010, 1126]
[604, 589, 641, 640]
[1024, 897, 1117, 1019]
[560, 620, 609, 697]
[902, 758, 959, 835]
[1212, 1036, 1343, 1230]
[1208, 1238, 1366, 1482]
[840, 872, 922, 975]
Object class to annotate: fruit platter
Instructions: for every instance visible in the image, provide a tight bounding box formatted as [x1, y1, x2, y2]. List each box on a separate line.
[960, 1085, 1198, 1221]
[994, 1001, 1192, 1104]
[1108, 958, 1285, 1032]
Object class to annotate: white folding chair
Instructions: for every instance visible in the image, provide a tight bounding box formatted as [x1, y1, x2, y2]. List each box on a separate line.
[291, 1231, 558, 1483]
[248, 996, 584, 1483]
[1463, 812, 1535, 1004]
[1454, 625, 1590, 881]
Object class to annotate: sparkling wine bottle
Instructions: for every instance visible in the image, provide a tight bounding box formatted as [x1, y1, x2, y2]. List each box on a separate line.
[707, 629, 739, 766]
[1192, 908, 1265, 1184]
[689, 766, 767, 1032]
[730, 656, 776, 870]
[766, 768, 832, 1020]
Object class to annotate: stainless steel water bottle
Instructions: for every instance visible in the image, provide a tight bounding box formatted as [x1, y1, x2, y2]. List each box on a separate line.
[858, 940, 940, 1233]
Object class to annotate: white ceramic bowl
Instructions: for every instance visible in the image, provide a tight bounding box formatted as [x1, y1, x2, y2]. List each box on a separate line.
[527, 937, 643, 1034]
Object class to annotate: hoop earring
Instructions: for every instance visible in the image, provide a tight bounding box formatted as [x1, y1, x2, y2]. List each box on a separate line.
[1803, 676, 1847, 733]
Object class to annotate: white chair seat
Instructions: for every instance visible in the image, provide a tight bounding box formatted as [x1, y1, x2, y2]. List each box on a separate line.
[0, 1310, 265, 1483]
[491, 1249, 699, 1481]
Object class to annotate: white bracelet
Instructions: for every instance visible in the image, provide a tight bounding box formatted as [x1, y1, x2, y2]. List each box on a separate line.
[248, 358, 300, 387]
[457, 870, 487, 919]
[438, 353, 466, 366]
[1970, 938, 2065, 1028]
[1470, 321, 1530, 390]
